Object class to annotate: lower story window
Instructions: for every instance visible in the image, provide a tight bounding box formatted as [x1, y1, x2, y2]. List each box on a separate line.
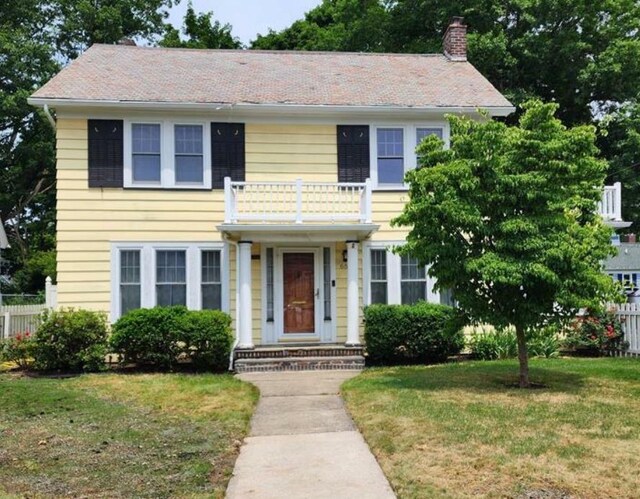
[370, 249, 388, 304]
[401, 255, 427, 304]
[156, 250, 187, 306]
[112, 243, 226, 320]
[201, 250, 222, 309]
[120, 249, 141, 315]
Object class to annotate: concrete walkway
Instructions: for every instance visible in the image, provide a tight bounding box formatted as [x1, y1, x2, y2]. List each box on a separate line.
[226, 371, 396, 499]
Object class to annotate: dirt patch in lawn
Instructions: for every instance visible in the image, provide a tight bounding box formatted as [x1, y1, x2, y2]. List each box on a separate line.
[0, 372, 258, 498]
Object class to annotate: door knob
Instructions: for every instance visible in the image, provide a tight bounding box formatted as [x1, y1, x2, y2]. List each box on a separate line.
[315, 288, 320, 298]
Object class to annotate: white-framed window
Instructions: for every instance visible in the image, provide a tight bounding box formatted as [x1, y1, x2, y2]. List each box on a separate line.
[156, 250, 187, 306]
[124, 120, 212, 189]
[201, 249, 222, 310]
[400, 255, 427, 304]
[119, 249, 141, 315]
[111, 242, 228, 321]
[370, 124, 446, 189]
[370, 249, 388, 304]
[364, 243, 440, 306]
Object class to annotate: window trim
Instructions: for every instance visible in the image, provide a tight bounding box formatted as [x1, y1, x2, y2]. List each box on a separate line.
[369, 123, 447, 190]
[123, 119, 212, 189]
[363, 242, 440, 306]
[400, 254, 428, 305]
[110, 242, 228, 322]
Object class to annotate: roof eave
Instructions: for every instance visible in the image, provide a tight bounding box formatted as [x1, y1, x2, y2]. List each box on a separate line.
[28, 97, 515, 117]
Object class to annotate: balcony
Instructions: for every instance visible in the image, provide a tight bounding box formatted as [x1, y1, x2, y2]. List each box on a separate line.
[600, 182, 630, 228]
[223, 177, 373, 225]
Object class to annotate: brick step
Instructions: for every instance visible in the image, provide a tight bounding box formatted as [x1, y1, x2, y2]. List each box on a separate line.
[234, 346, 364, 360]
[234, 355, 365, 373]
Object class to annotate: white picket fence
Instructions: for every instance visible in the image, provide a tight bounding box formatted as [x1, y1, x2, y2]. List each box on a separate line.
[0, 277, 57, 340]
[0, 304, 47, 339]
[611, 303, 640, 356]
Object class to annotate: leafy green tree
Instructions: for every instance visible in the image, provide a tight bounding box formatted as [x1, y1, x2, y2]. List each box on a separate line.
[160, 1, 242, 49]
[253, 0, 640, 125]
[252, 0, 389, 52]
[1, 0, 179, 292]
[599, 98, 640, 233]
[393, 101, 618, 387]
[0, 1, 58, 292]
[54, 0, 179, 59]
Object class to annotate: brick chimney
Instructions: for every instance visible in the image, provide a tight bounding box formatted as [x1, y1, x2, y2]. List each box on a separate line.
[117, 38, 137, 46]
[443, 17, 467, 61]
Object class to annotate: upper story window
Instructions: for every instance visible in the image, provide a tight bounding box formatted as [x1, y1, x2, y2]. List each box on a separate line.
[124, 120, 211, 189]
[175, 124, 204, 184]
[371, 124, 445, 189]
[376, 128, 405, 185]
[132, 124, 161, 183]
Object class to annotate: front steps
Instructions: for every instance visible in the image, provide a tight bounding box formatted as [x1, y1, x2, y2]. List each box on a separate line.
[233, 345, 365, 373]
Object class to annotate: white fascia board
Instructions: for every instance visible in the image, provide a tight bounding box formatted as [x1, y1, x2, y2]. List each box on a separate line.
[28, 97, 515, 118]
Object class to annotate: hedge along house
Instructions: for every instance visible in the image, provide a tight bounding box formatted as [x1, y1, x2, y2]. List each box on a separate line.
[28, 19, 517, 370]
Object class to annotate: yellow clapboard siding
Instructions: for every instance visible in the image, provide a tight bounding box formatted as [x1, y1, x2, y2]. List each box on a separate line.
[57, 272, 110, 283]
[57, 210, 224, 222]
[57, 119, 87, 131]
[58, 232, 223, 242]
[55, 118, 403, 339]
[57, 159, 87, 170]
[57, 148, 88, 160]
[56, 128, 87, 140]
[246, 142, 337, 155]
[246, 124, 334, 135]
[57, 137, 87, 151]
[247, 133, 334, 145]
[58, 261, 110, 272]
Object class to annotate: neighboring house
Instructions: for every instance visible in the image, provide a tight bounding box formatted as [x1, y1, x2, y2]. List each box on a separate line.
[27, 18, 622, 366]
[606, 242, 640, 297]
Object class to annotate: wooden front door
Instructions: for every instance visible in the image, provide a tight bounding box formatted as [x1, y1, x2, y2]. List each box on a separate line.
[283, 253, 315, 334]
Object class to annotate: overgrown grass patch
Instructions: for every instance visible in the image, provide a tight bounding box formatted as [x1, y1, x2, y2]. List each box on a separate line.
[0, 372, 258, 498]
[342, 358, 640, 498]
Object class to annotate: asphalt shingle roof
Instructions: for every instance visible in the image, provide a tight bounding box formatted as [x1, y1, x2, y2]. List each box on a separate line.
[32, 44, 512, 110]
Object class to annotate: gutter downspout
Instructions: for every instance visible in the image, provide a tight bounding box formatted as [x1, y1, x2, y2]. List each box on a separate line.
[43, 104, 56, 130]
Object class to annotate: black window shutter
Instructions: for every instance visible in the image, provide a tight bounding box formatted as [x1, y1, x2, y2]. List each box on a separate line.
[88, 119, 123, 188]
[211, 123, 245, 189]
[337, 125, 370, 183]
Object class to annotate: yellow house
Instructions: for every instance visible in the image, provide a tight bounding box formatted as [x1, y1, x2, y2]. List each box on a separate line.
[29, 19, 516, 370]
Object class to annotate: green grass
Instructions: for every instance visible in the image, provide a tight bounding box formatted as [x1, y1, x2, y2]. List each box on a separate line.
[342, 358, 640, 498]
[0, 372, 258, 498]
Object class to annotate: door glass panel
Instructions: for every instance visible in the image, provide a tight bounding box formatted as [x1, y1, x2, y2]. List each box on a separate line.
[283, 253, 315, 334]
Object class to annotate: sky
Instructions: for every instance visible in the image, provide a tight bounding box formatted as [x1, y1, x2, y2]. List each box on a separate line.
[168, 0, 322, 45]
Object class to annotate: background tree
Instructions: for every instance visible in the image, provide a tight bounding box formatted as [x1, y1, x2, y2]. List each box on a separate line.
[599, 99, 640, 232]
[1, 0, 183, 293]
[54, 0, 178, 59]
[160, 2, 242, 49]
[393, 101, 618, 387]
[252, 0, 640, 124]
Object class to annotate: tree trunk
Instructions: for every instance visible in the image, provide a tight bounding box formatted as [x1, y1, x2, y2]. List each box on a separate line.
[515, 324, 530, 388]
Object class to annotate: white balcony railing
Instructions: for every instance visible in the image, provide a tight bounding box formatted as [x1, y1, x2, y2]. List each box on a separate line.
[223, 177, 372, 224]
[600, 182, 623, 222]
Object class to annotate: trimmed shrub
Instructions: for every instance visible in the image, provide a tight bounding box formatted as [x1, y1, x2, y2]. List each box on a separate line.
[110, 306, 188, 369]
[33, 308, 109, 372]
[364, 302, 464, 365]
[564, 309, 628, 356]
[110, 306, 234, 370]
[467, 325, 561, 360]
[180, 310, 233, 371]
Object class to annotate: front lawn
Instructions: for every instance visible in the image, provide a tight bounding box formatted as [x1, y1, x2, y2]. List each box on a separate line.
[0, 372, 258, 498]
[342, 358, 640, 498]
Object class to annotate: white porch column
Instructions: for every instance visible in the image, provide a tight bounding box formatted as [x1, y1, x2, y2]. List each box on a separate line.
[237, 241, 254, 349]
[346, 240, 361, 346]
